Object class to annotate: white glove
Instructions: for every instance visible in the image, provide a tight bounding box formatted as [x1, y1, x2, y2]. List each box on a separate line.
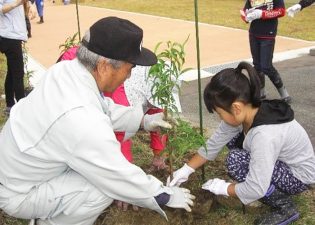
[165, 187, 195, 212]
[143, 112, 172, 131]
[245, 9, 263, 22]
[167, 163, 195, 187]
[287, 4, 302, 17]
[202, 178, 231, 196]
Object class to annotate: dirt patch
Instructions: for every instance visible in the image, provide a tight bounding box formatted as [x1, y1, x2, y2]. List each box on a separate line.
[94, 157, 258, 225]
[95, 168, 215, 225]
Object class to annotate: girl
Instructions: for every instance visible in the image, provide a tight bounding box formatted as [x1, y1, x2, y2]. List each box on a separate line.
[168, 61, 315, 225]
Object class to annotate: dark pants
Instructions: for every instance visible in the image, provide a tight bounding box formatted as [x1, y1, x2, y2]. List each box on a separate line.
[249, 35, 283, 89]
[0, 37, 25, 107]
[226, 134, 309, 195]
[35, 0, 44, 17]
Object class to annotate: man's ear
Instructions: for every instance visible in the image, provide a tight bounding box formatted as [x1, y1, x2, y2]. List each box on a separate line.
[231, 102, 243, 116]
[96, 59, 108, 75]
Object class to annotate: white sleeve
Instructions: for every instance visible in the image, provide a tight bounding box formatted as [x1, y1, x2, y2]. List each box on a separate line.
[56, 108, 167, 217]
[103, 97, 144, 140]
[198, 121, 242, 160]
[235, 129, 281, 204]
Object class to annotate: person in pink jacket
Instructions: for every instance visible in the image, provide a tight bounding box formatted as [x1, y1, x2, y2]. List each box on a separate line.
[57, 46, 168, 171]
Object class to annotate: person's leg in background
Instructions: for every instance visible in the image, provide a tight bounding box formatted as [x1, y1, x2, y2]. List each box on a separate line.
[249, 35, 266, 99]
[260, 38, 291, 103]
[0, 38, 25, 115]
[35, 0, 44, 24]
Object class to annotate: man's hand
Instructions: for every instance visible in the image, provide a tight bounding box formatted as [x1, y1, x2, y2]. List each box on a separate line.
[114, 200, 139, 211]
[245, 9, 262, 22]
[28, 2, 36, 20]
[165, 187, 195, 212]
[167, 163, 195, 187]
[287, 4, 302, 17]
[202, 178, 231, 196]
[143, 112, 172, 131]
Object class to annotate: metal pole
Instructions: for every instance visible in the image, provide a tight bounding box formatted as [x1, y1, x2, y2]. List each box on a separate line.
[194, 0, 203, 136]
[194, 0, 205, 181]
[75, 0, 81, 40]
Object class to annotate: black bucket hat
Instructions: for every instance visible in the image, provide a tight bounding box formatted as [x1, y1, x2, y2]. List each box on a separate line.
[82, 16, 157, 66]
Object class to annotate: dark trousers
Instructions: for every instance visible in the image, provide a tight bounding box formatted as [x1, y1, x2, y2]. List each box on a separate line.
[0, 37, 25, 107]
[35, 0, 44, 17]
[249, 35, 283, 89]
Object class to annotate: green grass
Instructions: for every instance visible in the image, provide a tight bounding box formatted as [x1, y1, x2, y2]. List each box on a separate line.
[79, 0, 315, 41]
[133, 118, 206, 166]
[0, 54, 8, 127]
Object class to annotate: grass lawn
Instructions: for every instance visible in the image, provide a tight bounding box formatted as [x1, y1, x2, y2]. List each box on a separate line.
[0, 55, 8, 127]
[79, 0, 315, 41]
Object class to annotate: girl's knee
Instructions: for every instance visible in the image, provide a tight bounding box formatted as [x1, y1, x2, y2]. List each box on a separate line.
[226, 149, 250, 182]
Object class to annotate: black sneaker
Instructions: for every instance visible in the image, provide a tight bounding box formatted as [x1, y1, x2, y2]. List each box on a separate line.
[254, 211, 299, 225]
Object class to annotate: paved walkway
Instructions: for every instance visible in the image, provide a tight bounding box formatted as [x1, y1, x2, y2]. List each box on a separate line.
[27, 2, 315, 82]
[25, 2, 315, 146]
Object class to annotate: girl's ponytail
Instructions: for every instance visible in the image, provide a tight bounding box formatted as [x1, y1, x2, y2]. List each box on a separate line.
[236, 62, 261, 108]
[204, 61, 261, 113]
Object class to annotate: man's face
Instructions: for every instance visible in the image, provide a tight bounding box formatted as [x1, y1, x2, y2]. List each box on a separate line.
[95, 59, 134, 93]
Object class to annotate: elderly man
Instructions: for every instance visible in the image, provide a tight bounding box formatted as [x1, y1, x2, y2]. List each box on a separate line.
[0, 17, 194, 225]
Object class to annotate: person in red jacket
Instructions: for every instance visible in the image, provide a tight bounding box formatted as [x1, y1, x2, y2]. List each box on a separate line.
[240, 0, 291, 103]
[103, 66, 168, 171]
[57, 46, 169, 211]
[57, 46, 168, 172]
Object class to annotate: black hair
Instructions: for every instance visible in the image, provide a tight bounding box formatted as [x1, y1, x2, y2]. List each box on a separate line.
[203, 61, 261, 113]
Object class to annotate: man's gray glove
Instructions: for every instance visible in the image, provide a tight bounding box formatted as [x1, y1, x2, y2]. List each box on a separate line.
[167, 163, 195, 187]
[165, 186, 195, 212]
[143, 112, 172, 131]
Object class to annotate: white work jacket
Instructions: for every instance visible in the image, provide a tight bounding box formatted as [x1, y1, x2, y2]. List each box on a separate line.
[0, 59, 167, 217]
